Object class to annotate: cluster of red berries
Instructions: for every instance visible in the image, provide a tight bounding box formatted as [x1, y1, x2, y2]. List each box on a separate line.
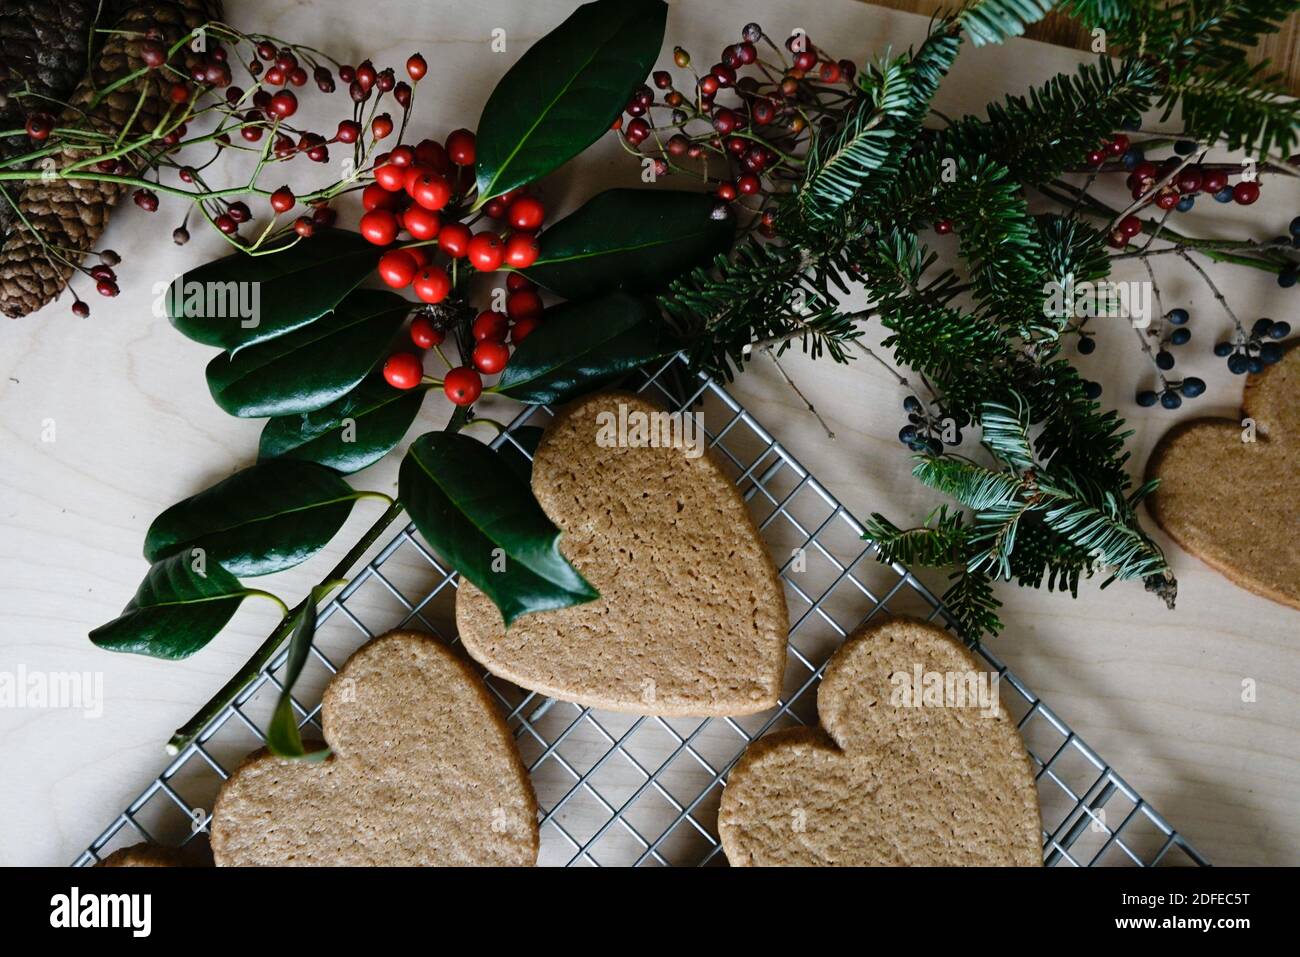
[618, 24, 850, 232]
[1089, 136, 1264, 247]
[382, 272, 545, 406]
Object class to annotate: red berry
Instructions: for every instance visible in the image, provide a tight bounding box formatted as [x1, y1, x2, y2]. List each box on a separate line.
[96, 279, 119, 297]
[215, 214, 238, 234]
[818, 61, 842, 83]
[1176, 168, 1203, 194]
[506, 272, 534, 292]
[383, 352, 423, 390]
[410, 315, 443, 349]
[503, 232, 540, 269]
[934, 219, 953, 235]
[415, 139, 449, 172]
[507, 195, 545, 231]
[268, 90, 297, 118]
[511, 316, 540, 343]
[506, 289, 542, 321]
[438, 222, 472, 258]
[1232, 180, 1260, 205]
[132, 188, 159, 211]
[412, 265, 451, 304]
[467, 232, 503, 271]
[72, 300, 90, 318]
[411, 172, 452, 211]
[336, 119, 361, 143]
[169, 82, 189, 103]
[406, 53, 427, 81]
[472, 310, 508, 342]
[1202, 169, 1228, 193]
[360, 209, 399, 245]
[270, 186, 295, 213]
[472, 340, 510, 375]
[446, 128, 476, 166]
[371, 114, 394, 140]
[625, 117, 651, 145]
[403, 205, 441, 240]
[716, 182, 737, 202]
[374, 163, 407, 192]
[362, 182, 399, 211]
[1085, 149, 1105, 166]
[736, 173, 761, 195]
[294, 216, 314, 237]
[443, 366, 482, 406]
[1108, 134, 1130, 156]
[1155, 187, 1180, 210]
[378, 249, 418, 288]
[484, 198, 507, 219]
[1118, 215, 1142, 238]
[388, 145, 415, 168]
[25, 113, 53, 140]
[288, 67, 308, 87]
[227, 201, 252, 223]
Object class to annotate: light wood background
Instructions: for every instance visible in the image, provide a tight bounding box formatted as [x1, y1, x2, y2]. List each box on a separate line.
[0, 0, 1297, 867]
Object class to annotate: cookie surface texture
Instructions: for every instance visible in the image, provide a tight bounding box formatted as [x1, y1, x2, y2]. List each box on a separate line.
[212, 630, 538, 866]
[718, 617, 1042, 866]
[1147, 344, 1299, 610]
[456, 391, 788, 716]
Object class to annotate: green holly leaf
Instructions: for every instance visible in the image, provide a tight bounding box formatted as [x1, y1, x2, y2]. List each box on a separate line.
[166, 229, 378, 353]
[523, 189, 733, 299]
[473, 0, 667, 204]
[259, 375, 428, 474]
[89, 554, 265, 660]
[205, 289, 409, 418]
[494, 291, 677, 404]
[398, 431, 597, 627]
[144, 460, 365, 577]
[266, 582, 341, 761]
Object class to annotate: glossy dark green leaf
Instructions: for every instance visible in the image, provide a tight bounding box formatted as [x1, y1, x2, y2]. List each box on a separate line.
[474, 0, 667, 204]
[205, 289, 408, 418]
[89, 554, 260, 660]
[399, 432, 597, 627]
[267, 582, 340, 761]
[144, 460, 363, 577]
[494, 291, 677, 404]
[524, 189, 733, 299]
[259, 375, 428, 474]
[167, 229, 378, 353]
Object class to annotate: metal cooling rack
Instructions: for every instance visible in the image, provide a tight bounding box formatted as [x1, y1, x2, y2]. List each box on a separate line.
[75, 355, 1209, 867]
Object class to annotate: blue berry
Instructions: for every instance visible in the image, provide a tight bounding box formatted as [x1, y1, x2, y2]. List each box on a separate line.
[1279, 269, 1298, 289]
[1214, 187, 1234, 203]
[1180, 377, 1206, 398]
[1160, 390, 1183, 409]
[1078, 336, 1096, 354]
[1122, 147, 1144, 170]
[1155, 350, 1175, 370]
[1136, 390, 1159, 407]
[1167, 308, 1189, 325]
[1083, 380, 1102, 400]
[1290, 215, 1300, 237]
[1176, 195, 1195, 212]
[1174, 139, 1196, 155]
[1252, 318, 1274, 337]
[903, 395, 922, 413]
[1260, 342, 1282, 364]
[1228, 353, 1250, 374]
[899, 425, 918, 444]
[1213, 341, 1234, 357]
[1121, 116, 1141, 131]
[1268, 321, 1291, 339]
[1248, 357, 1264, 374]
[1170, 328, 1191, 346]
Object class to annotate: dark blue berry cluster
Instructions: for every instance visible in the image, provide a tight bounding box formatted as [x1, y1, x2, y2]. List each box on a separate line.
[897, 395, 965, 455]
[1214, 318, 1291, 375]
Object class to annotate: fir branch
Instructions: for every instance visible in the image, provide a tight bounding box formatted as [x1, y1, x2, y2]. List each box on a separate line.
[958, 0, 1057, 46]
[940, 567, 1004, 638]
[979, 395, 1036, 471]
[865, 506, 972, 567]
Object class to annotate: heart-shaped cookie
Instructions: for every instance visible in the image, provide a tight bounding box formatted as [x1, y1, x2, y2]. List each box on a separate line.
[1147, 344, 1299, 610]
[211, 631, 538, 866]
[718, 617, 1042, 866]
[455, 391, 788, 716]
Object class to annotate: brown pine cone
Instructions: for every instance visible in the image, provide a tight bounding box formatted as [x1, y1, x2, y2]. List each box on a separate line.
[0, 0, 221, 318]
[0, 0, 106, 236]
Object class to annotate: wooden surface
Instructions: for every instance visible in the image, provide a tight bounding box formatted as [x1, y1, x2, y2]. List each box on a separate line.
[868, 0, 1300, 97]
[1, 0, 1298, 867]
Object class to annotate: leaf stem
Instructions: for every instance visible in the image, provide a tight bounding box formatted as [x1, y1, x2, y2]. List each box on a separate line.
[166, 499, 406, 755]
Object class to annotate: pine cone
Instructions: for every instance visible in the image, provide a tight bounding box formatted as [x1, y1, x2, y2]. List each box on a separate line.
[0, 0, 106, 236]
[0, 0, 221, 318]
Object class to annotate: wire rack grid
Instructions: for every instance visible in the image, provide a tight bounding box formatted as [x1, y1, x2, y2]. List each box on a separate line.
[75, 354, 1209, 867]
